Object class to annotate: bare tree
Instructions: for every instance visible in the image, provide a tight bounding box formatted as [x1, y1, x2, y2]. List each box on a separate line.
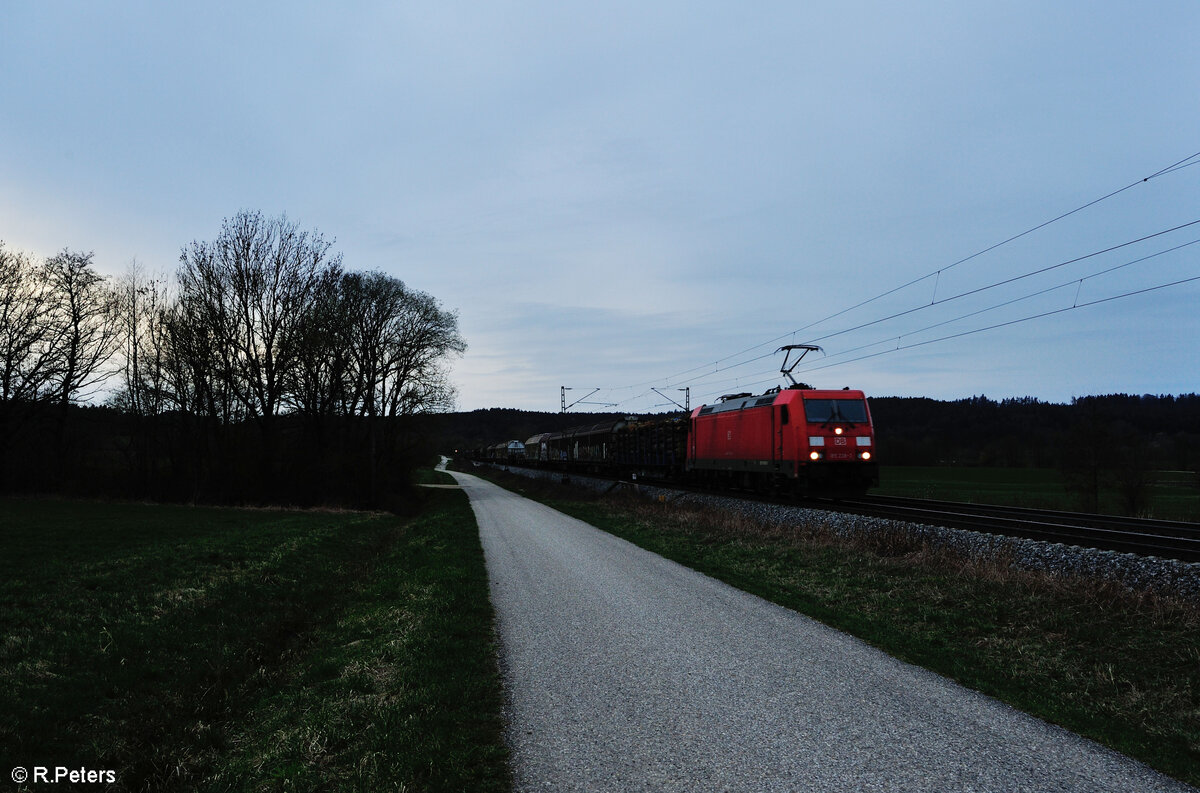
[338, 271, 409, 500]
[286, 266, 350, 421]
[177, 211, 342, 492]
[287, 270, 465, 502]
[367, 277, 463, 501]
[37, 248, 119, 482]
[111, 260, 171, 418]
[44, 249, 120, 407]
[340, 271, 404, 416]
[156, 281, 255, 500]
[382, 287, 464, 418]
[180, 211, 343, 421]
[0, 244, 41, 488]
[110, 260, 173, 492]
[0, 243, 59, 405]
[0, 243, 61, 488]
[330, 271, 465, 421]
[287, 269, 464, 422]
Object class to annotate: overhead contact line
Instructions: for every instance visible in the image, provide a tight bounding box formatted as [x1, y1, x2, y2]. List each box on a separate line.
[620, 149, 1200, 405]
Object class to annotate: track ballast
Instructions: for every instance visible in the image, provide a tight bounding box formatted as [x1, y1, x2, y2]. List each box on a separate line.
[497, 465, 1200, 563]
[818, 494, 1200, 563]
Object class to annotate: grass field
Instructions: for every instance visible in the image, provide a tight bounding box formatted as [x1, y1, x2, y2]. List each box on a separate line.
[0, 489, 509, 792]
[873, 465, 1200, 521]
[470, 466, 1200, 787]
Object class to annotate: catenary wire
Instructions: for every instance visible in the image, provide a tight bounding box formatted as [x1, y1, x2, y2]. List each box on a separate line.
[645, 219, 1200, 396]
[794, 237, 1200, 366]
[801, 221, 1200, 346]
[787, 274, 1200, 378]
[678, 240, 1199, 404]
[617, 150, 1200, 394]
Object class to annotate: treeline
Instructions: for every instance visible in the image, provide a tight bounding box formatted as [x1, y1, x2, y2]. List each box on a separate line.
[870, 394, 1200, 469]
[434, 393, 1200, 514]
[436, 395, 1200, 472]
[0, 211, 464, 507]
[872, 394, 1200, 514]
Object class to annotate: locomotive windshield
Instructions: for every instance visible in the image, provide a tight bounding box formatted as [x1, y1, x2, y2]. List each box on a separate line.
[803, 398, 868, 425]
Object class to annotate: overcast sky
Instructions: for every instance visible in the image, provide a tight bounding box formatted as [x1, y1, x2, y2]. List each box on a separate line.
[3, 2, 1197, 412]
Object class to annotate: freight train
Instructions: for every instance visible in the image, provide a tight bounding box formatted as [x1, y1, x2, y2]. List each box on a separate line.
[476, 349, 878, 497]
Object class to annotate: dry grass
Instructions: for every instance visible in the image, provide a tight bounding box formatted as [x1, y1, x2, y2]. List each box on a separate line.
[622, 492, 1200, 616]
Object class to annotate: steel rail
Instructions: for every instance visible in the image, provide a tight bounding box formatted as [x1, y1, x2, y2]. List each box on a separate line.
[820, 494, 1200, 563]
[486, 462, 1200, 563]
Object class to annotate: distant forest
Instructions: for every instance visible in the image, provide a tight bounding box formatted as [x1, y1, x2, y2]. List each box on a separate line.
[434, 393, 1200, 471]
[6, 381, 1199, 512]
[868, 394, 1199, 470]
[430, 393, 1200, 515]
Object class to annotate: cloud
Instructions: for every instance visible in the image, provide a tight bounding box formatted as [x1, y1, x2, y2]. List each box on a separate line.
[3, 2, 1199, 412]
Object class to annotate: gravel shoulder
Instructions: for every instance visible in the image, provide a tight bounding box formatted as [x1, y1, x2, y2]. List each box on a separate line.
[449, 468, 1196, 793]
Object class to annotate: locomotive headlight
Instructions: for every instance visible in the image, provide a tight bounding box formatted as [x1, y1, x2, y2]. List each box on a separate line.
[834, 427, 844, 435]
[809, 451, 821, 461]
[860, 451, 872, 461]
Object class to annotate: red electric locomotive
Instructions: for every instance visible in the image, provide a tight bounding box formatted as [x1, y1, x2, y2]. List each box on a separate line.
[687, 345, 877, 496]
[485, 345, 877, 497]
[687, 385, 877, 496]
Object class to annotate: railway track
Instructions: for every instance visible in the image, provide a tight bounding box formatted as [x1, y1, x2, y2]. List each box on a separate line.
[804, 494, 1200, 563]
[488, 463, 1200, 563]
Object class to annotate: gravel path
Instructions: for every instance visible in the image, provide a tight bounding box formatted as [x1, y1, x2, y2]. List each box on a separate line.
[448, 469, 1195, 792]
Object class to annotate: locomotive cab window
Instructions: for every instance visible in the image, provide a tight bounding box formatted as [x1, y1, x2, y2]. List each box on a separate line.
[803, 399, 868, 425]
